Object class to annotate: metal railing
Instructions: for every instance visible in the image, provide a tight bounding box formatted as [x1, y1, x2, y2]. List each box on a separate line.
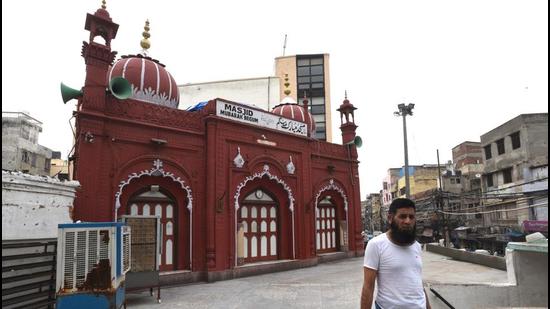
[2, 239, 57, 309]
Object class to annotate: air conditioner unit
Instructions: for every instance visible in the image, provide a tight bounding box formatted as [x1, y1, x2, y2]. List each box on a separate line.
[56, 222, 130, 309]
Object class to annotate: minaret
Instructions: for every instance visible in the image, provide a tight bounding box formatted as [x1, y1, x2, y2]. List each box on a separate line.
[337, 91, 358, 148]
[81, 0, 119, 111]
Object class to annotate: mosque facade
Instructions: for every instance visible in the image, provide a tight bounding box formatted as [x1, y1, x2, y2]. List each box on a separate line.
[70, 3, 363, 279]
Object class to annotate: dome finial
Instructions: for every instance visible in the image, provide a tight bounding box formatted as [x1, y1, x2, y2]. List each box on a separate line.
[101, 0, 106, 9]
[345, 90, 348, 100]
[140, 19, 151, 55]
[283, 74, 291, 96]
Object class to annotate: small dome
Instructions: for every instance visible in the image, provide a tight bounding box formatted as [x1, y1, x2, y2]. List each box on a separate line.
[107, 54, 179, 108]
[272, 103, 316, 136]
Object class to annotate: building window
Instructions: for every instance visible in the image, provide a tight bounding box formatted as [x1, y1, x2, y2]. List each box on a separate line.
[310, 105, 325, 114]
[503, 168, 513, 184]
[31, 153, 37, 167]
[496, 138, 505, 155]
[297, 55, 326, 140]
[21, 151, 30, 163]
[484, 145, 492, 160]
[399, 187, 406, 196]
[45, 158, 51, 173]
[296, 55, 325, 98]
[486, 173, 494, 187]
[510, 131, 521, 149]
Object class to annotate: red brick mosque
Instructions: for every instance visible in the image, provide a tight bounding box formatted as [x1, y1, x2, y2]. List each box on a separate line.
[70, 3, 363, 280]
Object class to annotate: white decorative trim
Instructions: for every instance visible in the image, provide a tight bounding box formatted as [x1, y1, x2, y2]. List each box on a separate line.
[233, 147, 245, 168]
[114, 159, 193, 212]
[315, 179, 349, 212]
[286, 156, 295, 175]
[234, 165, 295, 212]
[130, 84, 179, 108]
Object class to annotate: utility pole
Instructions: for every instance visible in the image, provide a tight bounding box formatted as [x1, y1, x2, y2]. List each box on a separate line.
[394, 103, 415, 198]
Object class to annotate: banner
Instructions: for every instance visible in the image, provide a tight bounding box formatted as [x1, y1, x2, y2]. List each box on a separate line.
[216, 100, 307, 137]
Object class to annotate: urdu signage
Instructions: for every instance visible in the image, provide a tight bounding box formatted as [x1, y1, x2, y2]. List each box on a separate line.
[216, 100, 307, 137]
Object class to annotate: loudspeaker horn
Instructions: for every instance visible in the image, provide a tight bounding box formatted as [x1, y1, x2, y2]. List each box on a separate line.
[345, 136, 363, 148]
[60, 83, 83, 104]
[109, 77, 132, 100]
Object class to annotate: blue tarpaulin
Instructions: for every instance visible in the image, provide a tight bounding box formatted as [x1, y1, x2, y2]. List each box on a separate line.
[186, 101, 209, 112]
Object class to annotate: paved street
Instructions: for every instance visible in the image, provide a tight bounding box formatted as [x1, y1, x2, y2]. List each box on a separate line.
[125, 251, 508, 308]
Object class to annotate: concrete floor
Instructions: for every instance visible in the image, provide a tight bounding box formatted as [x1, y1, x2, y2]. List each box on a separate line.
[124, 251, 508, 309]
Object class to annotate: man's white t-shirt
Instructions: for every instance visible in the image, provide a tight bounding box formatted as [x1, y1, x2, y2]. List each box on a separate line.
[363, 232, 426, 309]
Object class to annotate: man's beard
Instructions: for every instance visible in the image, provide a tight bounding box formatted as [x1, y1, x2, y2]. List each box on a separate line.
[390, 220, 416, 245]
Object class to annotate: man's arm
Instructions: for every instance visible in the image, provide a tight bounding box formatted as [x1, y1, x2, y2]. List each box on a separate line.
[361, 267, 377, 309]
[424, 288, 431, 309]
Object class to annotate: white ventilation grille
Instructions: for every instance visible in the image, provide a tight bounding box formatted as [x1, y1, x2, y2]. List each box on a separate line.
[87, 230, 98, 274]
[122, 226, 131, 274]
[60, 228, 112, 291]
[75, 231, 87, 288]
[63, 231, 75, 289]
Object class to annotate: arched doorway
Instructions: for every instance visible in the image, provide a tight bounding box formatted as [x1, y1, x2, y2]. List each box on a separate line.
[316, 196, 339, 253]
[314, 179, 349, 254]
[127, 186, 178, 271]
[238, 188, 279, 263]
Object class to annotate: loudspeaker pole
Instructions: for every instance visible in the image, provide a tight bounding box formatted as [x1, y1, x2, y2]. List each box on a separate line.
[394, 103, 415, 199]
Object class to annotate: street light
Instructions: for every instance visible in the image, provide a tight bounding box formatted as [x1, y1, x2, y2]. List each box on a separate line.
[395, 103, 415, 198]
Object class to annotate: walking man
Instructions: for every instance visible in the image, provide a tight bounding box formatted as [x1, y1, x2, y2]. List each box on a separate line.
[361, 198, 431, 309]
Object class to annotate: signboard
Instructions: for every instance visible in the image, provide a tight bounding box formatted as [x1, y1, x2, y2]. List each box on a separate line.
[216, 100, 307, 137]
[523, 220, 548, 232]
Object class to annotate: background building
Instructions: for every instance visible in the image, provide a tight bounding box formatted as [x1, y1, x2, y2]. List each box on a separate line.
[397, 165, 440, 198]
[49, 151, 71, 181]
[480, 113, 548, 233]
[275, 54, 333, 142]
[381, 168, 400, 208]
[364, 193, 382, 233]
[179, 77, 281, 112]
[2, 112, 53, 176]
[179, 54, 334, 142]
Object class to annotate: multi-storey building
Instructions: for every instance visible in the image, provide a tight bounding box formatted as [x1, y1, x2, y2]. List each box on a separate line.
[381, 168, 401, 207]
[2, 112, 53, 176]
[364, 193, 383, 232]
[480, 113, 548, 233]
[274, 54, 332, 141]
[396, 165, 440, 198]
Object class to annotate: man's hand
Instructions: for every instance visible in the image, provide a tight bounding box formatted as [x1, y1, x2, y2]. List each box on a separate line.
[424, 288, 431, 309]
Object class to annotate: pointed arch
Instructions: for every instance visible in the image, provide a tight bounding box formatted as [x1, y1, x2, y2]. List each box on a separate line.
[114, 158, 194, 270]
[114, 158, 193, 212]
[234, 164, 295, 212]
[314, 178, 349, 212]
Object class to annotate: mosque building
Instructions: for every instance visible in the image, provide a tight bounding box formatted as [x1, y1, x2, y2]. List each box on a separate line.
[69, 2, 363, 281]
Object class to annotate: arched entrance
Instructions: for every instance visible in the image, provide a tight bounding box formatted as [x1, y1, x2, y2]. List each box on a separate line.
[238, 188, 279, 263]
[316, 196, 339, 253]
[115, 159, 193, 272]
[314, 179, 349, 254]
[234, 165, 295, 266]
[127, 186, 178, 271]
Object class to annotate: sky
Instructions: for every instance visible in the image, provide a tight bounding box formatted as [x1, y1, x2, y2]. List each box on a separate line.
[2, 0, 548, 198]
